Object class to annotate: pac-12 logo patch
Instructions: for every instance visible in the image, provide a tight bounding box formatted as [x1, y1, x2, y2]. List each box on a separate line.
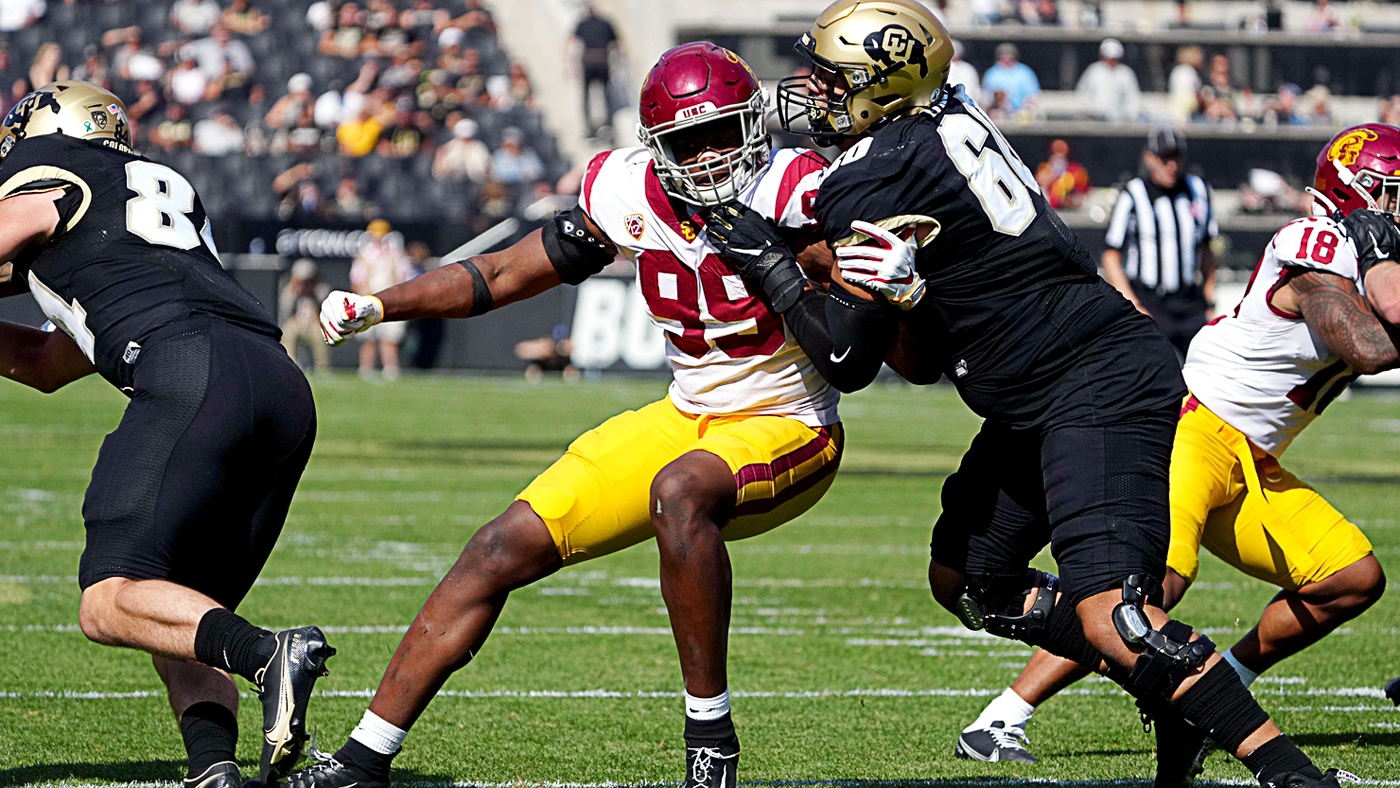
[91, 110, 108, 130]
[623, 213, 645, 240]
[863, 24, 928, 78]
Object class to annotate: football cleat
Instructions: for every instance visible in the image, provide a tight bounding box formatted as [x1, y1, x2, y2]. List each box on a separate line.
[1385, 676, 1400, 706]
[256, 626, 337, 784]
[954, 721, 1038, 763]
[284, 751, 389, 788]
[1150, 708, 1208, 788]
[1262, 768, 1359, 788]
[183, 761, 243, 788]
[684, 736, 739, 788]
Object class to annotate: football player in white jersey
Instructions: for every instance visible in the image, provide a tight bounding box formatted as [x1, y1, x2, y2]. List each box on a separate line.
[287, 43, 841, 788]
[954, 124, 1400, 776]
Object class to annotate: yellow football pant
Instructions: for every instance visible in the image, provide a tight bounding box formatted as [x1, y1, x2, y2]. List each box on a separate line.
[518, 398, 842, 565]
[1169, 396, 1373, 591]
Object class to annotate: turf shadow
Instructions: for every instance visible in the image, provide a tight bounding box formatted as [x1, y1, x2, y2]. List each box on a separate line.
[1289, 730, 1400, 748]
[0, 759, 187, 785]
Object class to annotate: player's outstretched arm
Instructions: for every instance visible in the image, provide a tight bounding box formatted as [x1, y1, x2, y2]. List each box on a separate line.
[1278, 270, 1400, 374]
[0, 319, 96, 392]
[321, 208, 617, 344]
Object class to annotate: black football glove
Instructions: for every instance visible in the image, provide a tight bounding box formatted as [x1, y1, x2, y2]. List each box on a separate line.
[1342, 208, 1400, 280]
[705, 202, 807, 313]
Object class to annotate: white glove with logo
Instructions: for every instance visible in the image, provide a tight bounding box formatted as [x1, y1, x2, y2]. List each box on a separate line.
[836, 220, 926, 310]
[319, 290, 384, 346]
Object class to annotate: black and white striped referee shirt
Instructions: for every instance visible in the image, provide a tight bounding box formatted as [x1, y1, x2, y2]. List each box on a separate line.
[1103, 174, 1218, 295]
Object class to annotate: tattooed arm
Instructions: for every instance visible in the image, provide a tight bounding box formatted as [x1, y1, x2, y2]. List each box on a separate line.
[1272, 269, 1400, 374]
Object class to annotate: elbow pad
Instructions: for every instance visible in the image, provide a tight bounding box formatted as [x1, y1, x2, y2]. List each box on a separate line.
[541, 205, 614, 285]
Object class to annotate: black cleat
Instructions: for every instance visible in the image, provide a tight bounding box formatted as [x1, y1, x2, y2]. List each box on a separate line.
[684, 735, 739, 788]
[954, 721, 1038, 763]
[1385, 676, 1400, 706]
[284, 752, 388, 788]
[1263, 768, 1359, 788]
[1151, 708, 1208, 788]
[183, 761, 243, 788]
[257, 626, 336, 784]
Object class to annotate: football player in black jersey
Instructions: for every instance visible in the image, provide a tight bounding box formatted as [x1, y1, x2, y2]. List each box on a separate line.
[0, 83, 334, 788]
[704, 2, 1343, 786]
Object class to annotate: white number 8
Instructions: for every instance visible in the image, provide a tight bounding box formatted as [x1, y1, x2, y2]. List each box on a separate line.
[938, 113, 1041, 236]
[125, 161, 202, 250]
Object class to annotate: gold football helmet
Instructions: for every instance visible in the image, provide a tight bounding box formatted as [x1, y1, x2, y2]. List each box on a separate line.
[778, 0, 953, 140]
[0, 81, 133, 160]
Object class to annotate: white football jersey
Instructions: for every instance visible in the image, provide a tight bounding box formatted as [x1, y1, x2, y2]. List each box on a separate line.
[579, 146, 838, 426]
[1183, 215, 1362, 456]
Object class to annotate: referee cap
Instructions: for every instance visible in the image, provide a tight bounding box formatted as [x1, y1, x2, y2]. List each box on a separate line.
[1147, 127, 1187, 158]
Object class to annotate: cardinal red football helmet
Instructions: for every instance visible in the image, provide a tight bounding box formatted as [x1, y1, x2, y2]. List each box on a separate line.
[636, 42, 769, 206]
[1313, 123, 1400, 217]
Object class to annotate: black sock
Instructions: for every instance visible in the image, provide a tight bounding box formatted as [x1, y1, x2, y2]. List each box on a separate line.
[1241, 735, 1322, 784]
[1174, 660, 1271, 753]
[684, 713, 738, 746]
[180, 701, 239, 780]
[337, 737, 396, 780]
[193, 608, 276, 683]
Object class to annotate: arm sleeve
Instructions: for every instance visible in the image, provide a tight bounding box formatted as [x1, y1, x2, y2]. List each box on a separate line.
[780, 286, 897, 393]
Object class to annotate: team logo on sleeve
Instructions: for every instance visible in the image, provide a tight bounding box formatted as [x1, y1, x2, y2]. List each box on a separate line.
[1328, 128, 1378, 167]
[863, 24, 928, 78]
[624, 213, 646, 240]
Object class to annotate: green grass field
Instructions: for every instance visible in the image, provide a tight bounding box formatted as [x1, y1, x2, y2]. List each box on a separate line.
[2, 375, 1398, 787]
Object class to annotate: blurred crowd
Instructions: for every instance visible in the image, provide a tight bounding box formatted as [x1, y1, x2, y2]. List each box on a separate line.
[0, 0, 561, 226]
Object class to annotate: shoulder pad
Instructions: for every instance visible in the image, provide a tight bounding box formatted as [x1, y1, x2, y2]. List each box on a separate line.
[1272, 216, 1359, 280]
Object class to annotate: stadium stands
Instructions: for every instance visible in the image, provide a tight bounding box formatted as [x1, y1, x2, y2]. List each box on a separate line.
[0, 0, 566, 241]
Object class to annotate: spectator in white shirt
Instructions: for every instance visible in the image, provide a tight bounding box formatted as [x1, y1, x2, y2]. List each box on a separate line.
[168, 53, 211, 105]
[0, 0, 44, 32]
[183, 23, 254, 84]
[193, 109, 246, 155]
[1075, 38, 1140, 123]
[1168, 46, 1203, 123]
[170, 0, 221, 36]
[433, 118, 491, 183]
[947, 40, 981, 104]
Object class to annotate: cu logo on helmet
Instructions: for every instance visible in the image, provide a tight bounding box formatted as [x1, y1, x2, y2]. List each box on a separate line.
[863, 24, 928, 78]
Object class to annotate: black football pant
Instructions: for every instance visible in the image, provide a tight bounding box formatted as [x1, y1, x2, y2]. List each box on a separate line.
[79, 318, 316, 609]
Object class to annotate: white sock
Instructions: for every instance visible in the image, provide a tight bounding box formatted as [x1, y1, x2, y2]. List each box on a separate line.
[964, 687, 1035, 733]
[1222, 648, 1261, 687]
[684, 688, 731, 721]
[349, 710, 408, 755]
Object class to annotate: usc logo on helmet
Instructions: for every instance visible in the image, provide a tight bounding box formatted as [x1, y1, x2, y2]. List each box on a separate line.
[864, 24, 928, 78]
[1328, 128, 1379, 167]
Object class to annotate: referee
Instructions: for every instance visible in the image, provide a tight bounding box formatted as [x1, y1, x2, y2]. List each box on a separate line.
[1102, 128, 1218, 358]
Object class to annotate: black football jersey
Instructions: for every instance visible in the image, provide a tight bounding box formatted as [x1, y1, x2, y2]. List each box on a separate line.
[815, 91, 1184, 426]
[0, 134, 278, 390]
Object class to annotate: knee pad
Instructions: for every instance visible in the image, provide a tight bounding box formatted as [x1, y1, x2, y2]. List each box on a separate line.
[1110, 574, 1216, 703]
[955, 569, 1058, 642]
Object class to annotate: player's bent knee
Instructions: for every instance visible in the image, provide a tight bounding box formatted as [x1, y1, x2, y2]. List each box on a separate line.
[927, 560, 965, 612]
[1101, 574, 1215, 705]
[1313, 554, 1387, 611]
[78, 578, 128, 644]
[649, 456, 733, 536]
[455, 502, 561, 590]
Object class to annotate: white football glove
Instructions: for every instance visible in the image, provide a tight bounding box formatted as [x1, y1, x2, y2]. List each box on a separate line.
[319, 290, 384, 346]
[836, 220, 926, 310]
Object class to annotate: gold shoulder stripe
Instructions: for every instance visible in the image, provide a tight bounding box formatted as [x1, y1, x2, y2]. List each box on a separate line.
[832, 214, 941, 249]
[0, 165, 93, 234]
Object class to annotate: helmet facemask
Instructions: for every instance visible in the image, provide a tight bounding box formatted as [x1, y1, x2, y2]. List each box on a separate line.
[637, 89, 770, 207]
[1340, 162, 1400, 220]
[776, 49, 867, 143]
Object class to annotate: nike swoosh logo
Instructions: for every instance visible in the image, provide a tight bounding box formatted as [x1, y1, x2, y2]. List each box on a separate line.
[830, 347, 850, 363]
[1371, 232, 1391, 259]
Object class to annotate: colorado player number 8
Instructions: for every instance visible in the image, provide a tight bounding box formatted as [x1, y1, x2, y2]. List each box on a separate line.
[125, 161, 207, 252]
